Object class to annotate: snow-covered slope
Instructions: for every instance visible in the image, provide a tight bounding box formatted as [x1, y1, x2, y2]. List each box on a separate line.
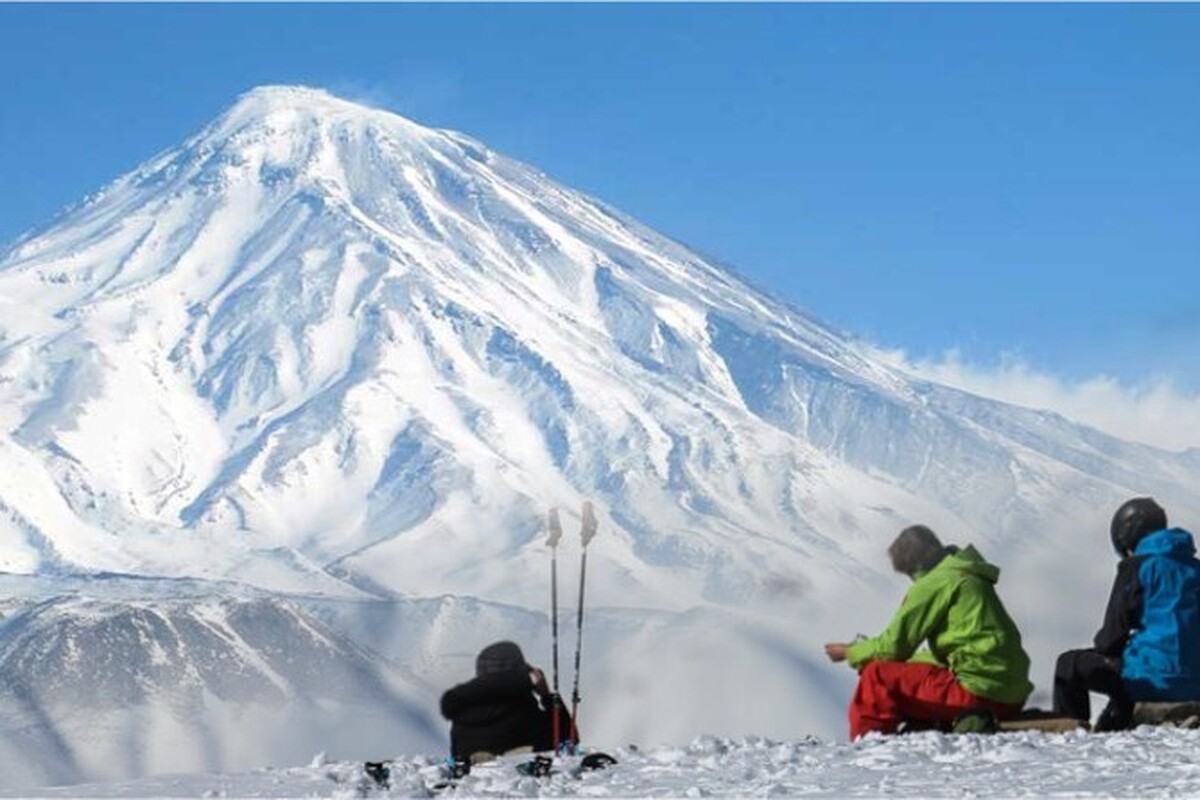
[10, 729, 1200, 798]
[1, 85, 1198, 788]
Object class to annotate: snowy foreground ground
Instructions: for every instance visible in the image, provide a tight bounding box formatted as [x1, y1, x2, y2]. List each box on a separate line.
[9, 728, 1200, 798]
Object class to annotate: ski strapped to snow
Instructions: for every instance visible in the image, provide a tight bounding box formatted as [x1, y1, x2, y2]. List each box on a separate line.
[517, 751, 618, 777]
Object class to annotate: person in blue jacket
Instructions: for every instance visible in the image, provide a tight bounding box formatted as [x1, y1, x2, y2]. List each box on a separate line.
[1053, 497, 1200, 730]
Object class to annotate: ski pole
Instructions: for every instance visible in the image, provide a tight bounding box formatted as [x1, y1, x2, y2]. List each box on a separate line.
[570, 501, 598, 746]
[546, 507, 565, 750]
[547, 508, 563, 693]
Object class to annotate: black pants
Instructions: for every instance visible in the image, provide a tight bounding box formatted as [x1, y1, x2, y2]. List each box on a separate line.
[1053, 648, 1131, 722]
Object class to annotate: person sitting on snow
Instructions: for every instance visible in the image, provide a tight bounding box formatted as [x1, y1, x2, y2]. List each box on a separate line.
[824, 524, 1033, 739]
[1052, 497, 1200, 731]
[440, 640, 572, 764]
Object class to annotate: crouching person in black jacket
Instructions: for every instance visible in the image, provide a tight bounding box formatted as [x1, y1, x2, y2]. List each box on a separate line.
[440, 641, 572, 765]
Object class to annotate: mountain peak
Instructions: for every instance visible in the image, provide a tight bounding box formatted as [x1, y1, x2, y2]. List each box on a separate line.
[204, 84, 432, 145]
[224, 85, 382, 123]
[236, 84, 342, 107]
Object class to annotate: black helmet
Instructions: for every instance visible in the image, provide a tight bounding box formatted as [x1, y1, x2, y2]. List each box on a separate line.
[1110, 497, 1167, 555]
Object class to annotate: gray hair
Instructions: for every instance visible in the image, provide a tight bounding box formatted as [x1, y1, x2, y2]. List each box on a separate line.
[888, 525, 946, 578]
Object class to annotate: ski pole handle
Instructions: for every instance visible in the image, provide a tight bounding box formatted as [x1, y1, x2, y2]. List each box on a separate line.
[580, 502, 597, 548]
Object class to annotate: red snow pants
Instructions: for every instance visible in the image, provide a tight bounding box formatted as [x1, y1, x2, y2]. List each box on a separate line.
[849, 660, 1022, 740]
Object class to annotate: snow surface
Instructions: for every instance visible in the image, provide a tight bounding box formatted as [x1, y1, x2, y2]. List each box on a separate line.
[9, 729, 1200, 798]
[2, 84, 1200, 788]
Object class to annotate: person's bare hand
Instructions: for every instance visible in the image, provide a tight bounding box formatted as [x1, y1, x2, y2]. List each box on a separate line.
[824, 643, 849, 663]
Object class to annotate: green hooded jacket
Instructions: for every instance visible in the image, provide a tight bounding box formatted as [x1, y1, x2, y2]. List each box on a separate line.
[845, 545, 1033, 705]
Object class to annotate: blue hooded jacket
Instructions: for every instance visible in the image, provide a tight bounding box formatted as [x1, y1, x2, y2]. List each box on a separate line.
[1119, 528, 1200, 700]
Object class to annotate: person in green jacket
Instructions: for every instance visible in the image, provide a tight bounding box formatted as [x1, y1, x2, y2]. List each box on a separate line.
[824, 524, 1033, 739]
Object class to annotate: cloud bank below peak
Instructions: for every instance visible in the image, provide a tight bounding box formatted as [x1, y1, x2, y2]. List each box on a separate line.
[875, 347, 1200, 453]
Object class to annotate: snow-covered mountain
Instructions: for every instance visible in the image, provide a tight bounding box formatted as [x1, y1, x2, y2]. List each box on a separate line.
[1, 85, 1198, 788]
[0, 578, 441, 789]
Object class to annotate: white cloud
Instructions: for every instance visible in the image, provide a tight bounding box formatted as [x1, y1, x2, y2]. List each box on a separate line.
[328, 72, 465, 126]
[873, 348, 1200, 453]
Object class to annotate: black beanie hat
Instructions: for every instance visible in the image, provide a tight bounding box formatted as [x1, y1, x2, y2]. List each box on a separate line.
[475, 641, 528, 676]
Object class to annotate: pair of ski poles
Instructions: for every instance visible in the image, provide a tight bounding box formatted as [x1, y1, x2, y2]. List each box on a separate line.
[545, 501, 598, 754]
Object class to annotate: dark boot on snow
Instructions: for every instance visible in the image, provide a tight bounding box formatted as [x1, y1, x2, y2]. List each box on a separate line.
[1094, 699, 1134, 732]
[364, 761, 391, 789]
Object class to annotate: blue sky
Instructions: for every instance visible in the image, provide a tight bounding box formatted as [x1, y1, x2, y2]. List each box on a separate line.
[2, 4, 1198, 409]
